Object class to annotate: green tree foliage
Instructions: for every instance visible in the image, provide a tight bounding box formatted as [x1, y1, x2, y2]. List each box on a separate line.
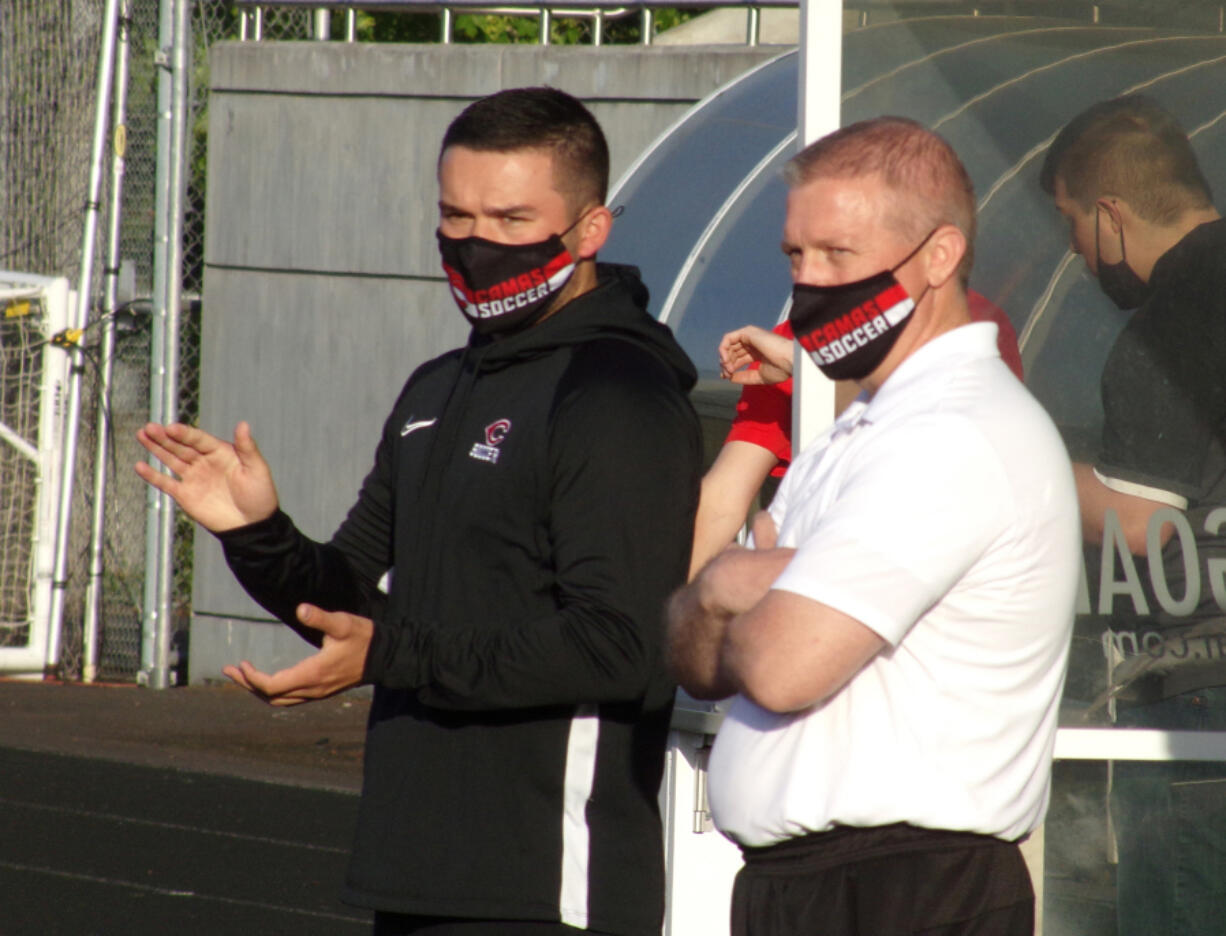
[348, 8, 705, 45]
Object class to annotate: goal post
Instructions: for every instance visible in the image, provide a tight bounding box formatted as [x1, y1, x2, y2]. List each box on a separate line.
[0, 272, 72, 675]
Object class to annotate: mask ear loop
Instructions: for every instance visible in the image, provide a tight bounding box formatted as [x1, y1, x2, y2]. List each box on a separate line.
[888, 227, 939, 320]
[1095, 203, 1103, 270]
[889, 226, 940, 275]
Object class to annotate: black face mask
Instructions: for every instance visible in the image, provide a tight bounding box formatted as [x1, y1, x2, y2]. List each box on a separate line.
[1095, 205, 1152, 311]
[437, 217, 582, 336]
[789, 230, 934, 381]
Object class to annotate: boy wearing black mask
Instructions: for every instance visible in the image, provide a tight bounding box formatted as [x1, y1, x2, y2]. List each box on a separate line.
[1042, 95, 1226, 936]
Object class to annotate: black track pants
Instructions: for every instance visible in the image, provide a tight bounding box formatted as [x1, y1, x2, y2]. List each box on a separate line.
[731, 823, 1034, 936]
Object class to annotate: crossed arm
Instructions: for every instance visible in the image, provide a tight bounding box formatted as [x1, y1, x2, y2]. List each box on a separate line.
[669, 512, 885, 713]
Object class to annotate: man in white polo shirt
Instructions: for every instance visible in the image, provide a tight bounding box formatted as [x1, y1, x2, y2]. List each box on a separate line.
[668, 117, 1081, 935]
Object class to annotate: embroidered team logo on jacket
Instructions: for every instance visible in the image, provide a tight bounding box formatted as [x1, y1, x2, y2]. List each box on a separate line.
[470, 419, 512, 464]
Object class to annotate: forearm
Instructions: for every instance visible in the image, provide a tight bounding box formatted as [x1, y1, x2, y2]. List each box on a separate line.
[720, 590, 884, 713]
[220, 509, 383, 647]
[364, 598, 671, 710]
[689, 442, 779, 580]
[666, 584, 737, 700]
[669, 545, 797, 699]
[1074, 461, 1172, 555]
[689, 499, 748, 582]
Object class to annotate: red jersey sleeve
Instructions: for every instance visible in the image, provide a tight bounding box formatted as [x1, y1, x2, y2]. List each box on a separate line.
[967, 290, 1024, 380]
[724, 321, 794, 478]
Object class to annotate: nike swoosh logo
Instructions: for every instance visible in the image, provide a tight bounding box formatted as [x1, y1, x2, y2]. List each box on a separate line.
[400, 418, 437, 437]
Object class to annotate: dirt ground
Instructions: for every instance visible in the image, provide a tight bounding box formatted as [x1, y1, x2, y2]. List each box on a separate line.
[0, 677, 369, 793]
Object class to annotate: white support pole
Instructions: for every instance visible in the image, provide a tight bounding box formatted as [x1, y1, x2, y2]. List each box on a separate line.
[46, 0, 124, 671]
[313, 7, 331, 40]
[83, 0, 135, 684]
[142, 0, 174, 685]
[150, 0, 191, 690]
[1055, 728, 1226, 762]
[791, 0, 843, 455]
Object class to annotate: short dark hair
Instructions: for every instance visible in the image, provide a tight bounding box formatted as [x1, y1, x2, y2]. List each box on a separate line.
[1040, 95, 1212, 224]
[785, 116, 977, 284]
[440, 86, 609, 209]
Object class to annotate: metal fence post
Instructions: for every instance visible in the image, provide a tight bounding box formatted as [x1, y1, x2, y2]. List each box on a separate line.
[83, 0, 135, 684]
[149, 0, 191, 690]
[313, 7, 331, 39]
[142, 0, 175, 685]
[46, 0, 125, 671]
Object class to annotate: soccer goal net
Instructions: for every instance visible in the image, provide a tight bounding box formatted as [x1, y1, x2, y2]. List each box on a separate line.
[0, 272, 71, 674]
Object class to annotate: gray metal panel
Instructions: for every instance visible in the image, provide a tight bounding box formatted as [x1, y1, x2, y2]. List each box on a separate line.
[205, 44, 779, 276]
[191, 268, 465, 630]
[187, 613, 319, 684]
[205, 92, 466, 275]
[209, 42, 780, 101]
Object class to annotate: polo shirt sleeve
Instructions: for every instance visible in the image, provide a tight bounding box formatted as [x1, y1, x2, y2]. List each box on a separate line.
[770, 416, 1008, 646]
[1096, 323, 1208, 509]
[967, 290, 1024, 381]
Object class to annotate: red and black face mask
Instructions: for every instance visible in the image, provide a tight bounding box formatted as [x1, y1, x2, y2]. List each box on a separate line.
[437, 221, 580, 336]
[789, 229, 934, 382]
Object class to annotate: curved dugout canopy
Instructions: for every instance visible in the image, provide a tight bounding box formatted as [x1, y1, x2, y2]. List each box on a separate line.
[605, 13, 1226, 455]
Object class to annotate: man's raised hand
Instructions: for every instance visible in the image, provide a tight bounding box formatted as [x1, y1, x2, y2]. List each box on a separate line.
[135, 421, 278, 532]
[718, 325, 795, 385]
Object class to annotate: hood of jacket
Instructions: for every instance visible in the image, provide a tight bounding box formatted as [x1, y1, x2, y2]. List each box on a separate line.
[466, 263, 697, 392]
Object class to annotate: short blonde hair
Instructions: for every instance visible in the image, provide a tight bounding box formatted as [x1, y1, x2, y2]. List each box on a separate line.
[785, 117, 977, 283]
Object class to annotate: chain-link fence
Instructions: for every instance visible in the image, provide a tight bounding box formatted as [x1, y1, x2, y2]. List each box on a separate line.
[0, 0, 383, 683]
[2, 1, 112, 676]
[1, 1, 203, 680]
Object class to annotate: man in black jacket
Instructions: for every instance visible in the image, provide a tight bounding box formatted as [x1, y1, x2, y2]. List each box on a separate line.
[136, 87, 702, 936]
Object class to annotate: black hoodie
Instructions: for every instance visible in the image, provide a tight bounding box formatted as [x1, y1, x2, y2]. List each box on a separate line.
[220, 264, 702, 935]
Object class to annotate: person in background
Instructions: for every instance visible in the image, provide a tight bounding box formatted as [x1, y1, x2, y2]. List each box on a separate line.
[1041, 93, 1226, 936]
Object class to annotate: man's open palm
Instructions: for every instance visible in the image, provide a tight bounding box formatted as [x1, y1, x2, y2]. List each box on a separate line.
[135, 421, 278, 532]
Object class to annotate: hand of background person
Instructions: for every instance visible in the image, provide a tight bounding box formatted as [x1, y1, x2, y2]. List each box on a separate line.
[718, 325, 795, 385]
[135, 421, 279, 532]
[223, 604, 372, 706]
[749, 510, 778, 550]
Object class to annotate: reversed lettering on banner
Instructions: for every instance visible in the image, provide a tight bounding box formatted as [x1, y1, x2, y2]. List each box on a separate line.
[1090, 506, 1226, 617]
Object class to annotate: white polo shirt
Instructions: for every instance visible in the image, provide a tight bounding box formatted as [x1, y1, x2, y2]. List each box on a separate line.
[707, 322, 1080, 847]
